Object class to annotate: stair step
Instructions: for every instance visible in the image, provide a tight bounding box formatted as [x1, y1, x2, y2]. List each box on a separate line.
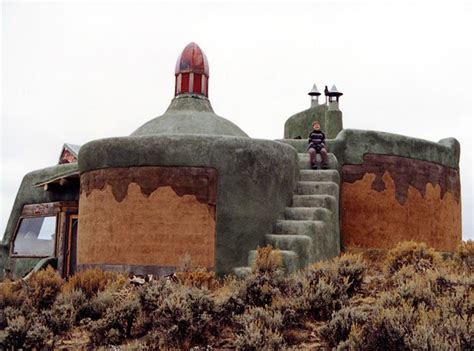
[275, 220, 326, 235]
[298, 153, 338, 170]
[296, 181, 339, 197]
[284, 207, 333, 221]
[233, 266, 252, 278]
[265, 234, 312, 268]
[292, 195, 338, 213]
[299, 169, 340, 183]
[248, 249, 299, 274]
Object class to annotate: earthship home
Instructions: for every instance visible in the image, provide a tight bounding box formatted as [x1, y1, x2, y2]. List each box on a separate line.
[0, 43, 462, 280]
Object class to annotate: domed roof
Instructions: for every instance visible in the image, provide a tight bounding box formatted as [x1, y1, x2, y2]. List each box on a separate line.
[132, 42, 247, 138]
[175, 42, 209, 77]
[131, 95, 248, 138]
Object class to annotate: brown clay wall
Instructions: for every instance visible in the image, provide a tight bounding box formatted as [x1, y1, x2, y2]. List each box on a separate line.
[77, 167, 217, 272]
[341, 154, 461, 252]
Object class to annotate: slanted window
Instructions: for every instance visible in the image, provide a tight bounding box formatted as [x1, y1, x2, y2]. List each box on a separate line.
[12, 216, 57, 256]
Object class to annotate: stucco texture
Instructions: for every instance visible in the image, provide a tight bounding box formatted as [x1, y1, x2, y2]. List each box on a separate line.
[78, 177, 216, 272]
[341, 154, 461, 252]
[131, 95, 248, 138]
[279, 129, 460, 170]
[0, 163, 80, 279]
[284, 104, 328, 139]
[78, 134, 298, 275]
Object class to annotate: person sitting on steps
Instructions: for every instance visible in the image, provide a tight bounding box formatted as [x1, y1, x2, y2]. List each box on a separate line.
[307, 120, 329, 170]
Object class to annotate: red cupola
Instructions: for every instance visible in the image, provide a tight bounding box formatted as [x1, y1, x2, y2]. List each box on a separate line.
[175, 42, 210, 97]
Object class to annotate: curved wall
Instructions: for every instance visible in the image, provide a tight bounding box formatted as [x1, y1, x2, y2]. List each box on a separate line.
[341, 154, 461, 252]
[78, 135, 298, 275]
[278, 129, 462, 253]
[1, 164, 79, 279]
[334, 130, 461, 252]
[78, 167, 217, 275]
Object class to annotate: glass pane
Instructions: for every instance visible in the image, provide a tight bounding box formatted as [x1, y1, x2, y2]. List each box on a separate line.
[12, 216, 57, 256]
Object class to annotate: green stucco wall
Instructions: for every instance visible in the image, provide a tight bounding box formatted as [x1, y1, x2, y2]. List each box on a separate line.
[0, 163, 79, 279]
[278, 129, 460, 169]
[284, 104, 344, 140]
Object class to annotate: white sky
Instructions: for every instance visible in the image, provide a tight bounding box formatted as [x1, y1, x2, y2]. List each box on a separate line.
[1, 0, 473, 240]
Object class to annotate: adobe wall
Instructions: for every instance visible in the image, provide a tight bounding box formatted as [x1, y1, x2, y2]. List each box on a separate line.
[332, 130, 461, 252]
[341, 154, 461, 252]
[77, 167, 217, 275]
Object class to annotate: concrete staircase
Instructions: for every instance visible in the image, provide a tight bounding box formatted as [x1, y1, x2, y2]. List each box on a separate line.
[234, 151, 341, 277]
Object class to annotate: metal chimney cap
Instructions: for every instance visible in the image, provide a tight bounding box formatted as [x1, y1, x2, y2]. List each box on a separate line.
[308, 84, 321, 96]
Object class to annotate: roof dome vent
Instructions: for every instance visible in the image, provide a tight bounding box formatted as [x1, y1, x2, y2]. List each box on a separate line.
[174, 42, 210, 97]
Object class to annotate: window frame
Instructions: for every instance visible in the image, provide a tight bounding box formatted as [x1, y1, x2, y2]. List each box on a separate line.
[10, 204, 60, 258]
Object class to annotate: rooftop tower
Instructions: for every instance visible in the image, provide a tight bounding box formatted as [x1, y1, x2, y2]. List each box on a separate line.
[175, 42, 210, 97]
[132, 42, 247, 137]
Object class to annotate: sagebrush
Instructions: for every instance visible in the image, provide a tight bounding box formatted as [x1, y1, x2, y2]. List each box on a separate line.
[0, 240, 472, 350]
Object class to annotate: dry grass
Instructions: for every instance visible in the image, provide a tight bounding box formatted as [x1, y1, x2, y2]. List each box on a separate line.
[252, 245, 283, 273]
[62, 268, 119, 298]
[27, 265, 64, 309]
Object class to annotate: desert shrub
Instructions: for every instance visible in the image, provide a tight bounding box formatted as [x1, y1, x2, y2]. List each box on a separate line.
[349, 302, 416, 350]
[454, 240, 474, 271]
[319, 305, 371, 347]
[176, 267, 219, 291]
[306, 260, 337, 282]
[252, 245, 283, 274]
[215, 289, 246, 325]
[90, 288, 141, 345]
[1, 315, 29, 349]
[334, 253, 367, 295]
[385, 241, 441, 274]
[0, 279, 27, 308]
[239, 271, 282, 307]
[24, 321, 52, 350]
[149, 286, 217, 348]
[41, 297, 76, 335]
[26, 265, 64, 309]
[139, 278, 175, 313]
[265, 262, 352, 325]
[299, 277, 347, 320]
[235, 307, 285, 350]
[63, 268, 116, 298]
[395, 274, 437, 308]
[390, 268, 460, 308]
[57, 288, 87, 311]
[378, 290, 403, 308]
[237, 246, 292, 308]
[305, 257, 358, 297]
[402, 310, 468, 351]
[121, 338, 157, 350]
[343, 301, 473, 350]
[137, 278, 176, 332]
[360, 248, 387, 266]
[0, 309, 5, 329]
[437, 314, 473, 350]
[76, 288, 115, 321]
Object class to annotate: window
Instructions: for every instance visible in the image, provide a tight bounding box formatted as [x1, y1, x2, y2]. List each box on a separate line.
[12, 216, 57, 256]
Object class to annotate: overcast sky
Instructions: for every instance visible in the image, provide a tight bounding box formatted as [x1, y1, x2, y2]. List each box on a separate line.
[1, 0, 472, 240]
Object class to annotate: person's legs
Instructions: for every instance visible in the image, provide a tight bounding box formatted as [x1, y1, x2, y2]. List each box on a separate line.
[308, 147, 317, 169]
[319, 147, 329, 169]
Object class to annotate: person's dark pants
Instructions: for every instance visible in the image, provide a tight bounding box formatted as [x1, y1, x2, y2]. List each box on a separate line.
[308, 146, 329, 169]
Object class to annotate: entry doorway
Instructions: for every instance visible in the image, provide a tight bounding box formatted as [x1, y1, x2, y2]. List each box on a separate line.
[64, 214, 78, 277]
